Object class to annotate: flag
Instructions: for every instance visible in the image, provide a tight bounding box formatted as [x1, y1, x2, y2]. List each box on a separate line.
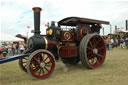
[27, 26, 30, 29]
[45, 24, 48, 27]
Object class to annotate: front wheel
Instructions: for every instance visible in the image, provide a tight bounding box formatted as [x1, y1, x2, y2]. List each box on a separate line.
[26, 49, 56, 80]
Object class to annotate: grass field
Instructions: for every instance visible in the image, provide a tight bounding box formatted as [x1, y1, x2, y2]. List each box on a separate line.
[0, 48, 128, 85]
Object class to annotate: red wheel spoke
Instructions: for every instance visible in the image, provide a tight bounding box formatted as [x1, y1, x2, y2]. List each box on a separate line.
[45, 61, 51, 64]
[96, 54, 103, 58]
[43, 56, 49, 62]
[97, 47, 104, 50]
[94, 39, 97, 43]
[88, 54, 93, 59]
[45, 64, 52, 67]
[89, 42, 93, 48]
[38, 69, 42, 76]
[40, 54, 44, 62]
[44, 67, 49, 72]
[30, 65, 36, 70]
[32, 66, 40, 72]
[87, 51, 93, 55]
[92, 38, 97, 45]
[87, 47, 93, 50]
[33, 57, 40, 64]
[41, 68, 45, 75]
[96, 59, 100, 64]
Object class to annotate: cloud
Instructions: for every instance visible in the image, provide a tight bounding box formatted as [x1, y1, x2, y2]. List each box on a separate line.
[0, 0, 128, 37]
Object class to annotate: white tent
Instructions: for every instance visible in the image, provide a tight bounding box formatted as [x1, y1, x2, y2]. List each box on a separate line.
[0, 33, 24, 42]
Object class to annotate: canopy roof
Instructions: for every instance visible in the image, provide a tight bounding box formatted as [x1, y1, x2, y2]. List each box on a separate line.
[58, 17, 110, 26]
[0, 33, 24, 42]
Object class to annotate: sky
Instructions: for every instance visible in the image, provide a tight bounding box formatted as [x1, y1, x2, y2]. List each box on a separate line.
[0, 0, 128, 37]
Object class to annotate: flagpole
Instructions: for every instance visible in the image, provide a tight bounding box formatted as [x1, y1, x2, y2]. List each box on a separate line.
[26, 26, 30, 45]
[102, 27, 104, 35]
[110, 24, 112, 34]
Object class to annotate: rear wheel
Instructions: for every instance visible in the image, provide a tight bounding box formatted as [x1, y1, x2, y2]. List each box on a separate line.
[19, 49, 30, 72]
[26, 49, 56, 80]
[79, 34, 106, 69]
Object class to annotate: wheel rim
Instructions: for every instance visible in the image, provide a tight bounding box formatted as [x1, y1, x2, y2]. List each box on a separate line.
[19, 49, 30, 72]
[86, 35, 106, 68]
[19, 57, 29, 72]
[28, 50, 55, 79]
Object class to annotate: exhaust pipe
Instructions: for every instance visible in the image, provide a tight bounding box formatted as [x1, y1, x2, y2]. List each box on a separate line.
[32, 7, 42, 35]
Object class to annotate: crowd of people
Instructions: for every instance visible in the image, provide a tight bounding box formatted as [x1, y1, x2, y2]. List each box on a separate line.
[0, 37, 128, 58]
[0, 42, 27, 58]
[104, 37, 128, 50]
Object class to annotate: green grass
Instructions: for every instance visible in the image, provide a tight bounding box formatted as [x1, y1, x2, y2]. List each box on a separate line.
[0, 48, 128, 85]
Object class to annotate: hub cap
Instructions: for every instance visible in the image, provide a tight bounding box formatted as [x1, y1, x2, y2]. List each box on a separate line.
[40, 62, 45, 68]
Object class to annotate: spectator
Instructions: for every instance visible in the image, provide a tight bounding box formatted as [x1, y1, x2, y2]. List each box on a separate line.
[12, 43, 16, 56]
[115, 38, 119, 47]
[7, 42, 12, 56]
[15, 43, 19, 54]
[120, 38, 124, 48]
[110, 38, 114, 48]
[19, 42, 24, 54]
[0, 45, 3, 58]
[2, 46, 7, 57]
[106, 38, 111, 50]
[125, 37, 128, 49]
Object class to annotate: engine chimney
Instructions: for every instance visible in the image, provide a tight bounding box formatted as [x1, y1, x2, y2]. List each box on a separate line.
[32, 7, 42, 35]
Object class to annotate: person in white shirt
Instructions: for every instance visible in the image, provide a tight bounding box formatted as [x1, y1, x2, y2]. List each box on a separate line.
[19, 42, 25, 54]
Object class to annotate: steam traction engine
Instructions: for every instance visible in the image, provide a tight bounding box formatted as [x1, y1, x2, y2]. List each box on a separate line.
[18, 7, 109, 79]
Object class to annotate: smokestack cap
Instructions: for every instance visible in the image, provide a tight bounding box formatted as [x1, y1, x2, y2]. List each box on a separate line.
[32, 7, 42, 12]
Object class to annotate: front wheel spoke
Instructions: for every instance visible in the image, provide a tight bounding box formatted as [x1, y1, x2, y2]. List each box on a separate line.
[45, 64, 52, 67]
[45, 61, 51, 64]
[30, 63, 40, 72]
[44, 67, 49, 72]
[33, 67, 40, 72]
[43, 56, 49, 62]
[33, 57, 40, 64]
[30, 65, 36, 70]
[41, 68, 45, 75]
[38, 69, 42, 76]
[40, 54, 44, 62]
